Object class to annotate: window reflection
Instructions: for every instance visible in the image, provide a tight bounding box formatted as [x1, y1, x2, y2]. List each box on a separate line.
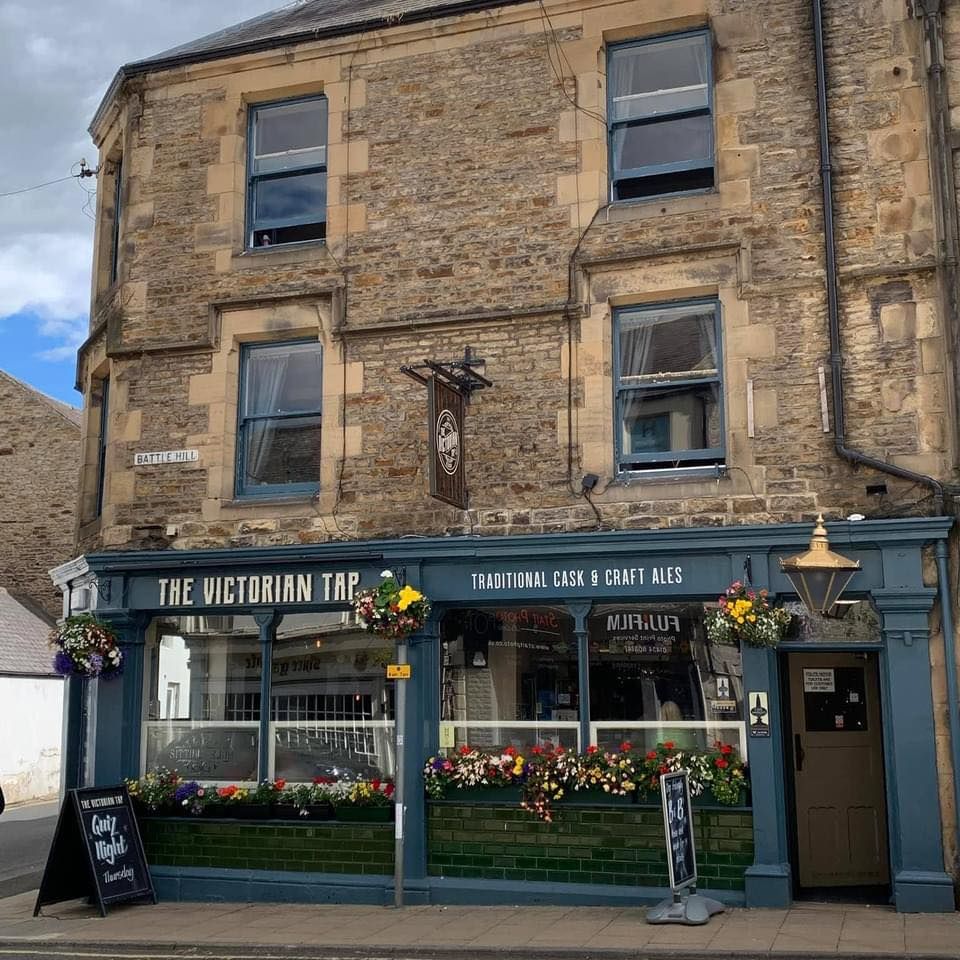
[440, 607, 579, 752]
[588, 603, 744, 754]
[271, 612, 395, 782]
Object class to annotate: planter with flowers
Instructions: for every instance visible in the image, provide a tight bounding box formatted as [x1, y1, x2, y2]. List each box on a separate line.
[273, 777, 337, 820]
[50, 614, 124, 680]
[354, 570, 430, 640]
[705, 581, 792, 648]
[332, 779, 396, 821]
[423, 745, 527, 802]
[424, 741, 749, 823]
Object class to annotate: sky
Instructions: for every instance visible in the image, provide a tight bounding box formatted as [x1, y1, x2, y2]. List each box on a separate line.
[0, 0, 286, 407]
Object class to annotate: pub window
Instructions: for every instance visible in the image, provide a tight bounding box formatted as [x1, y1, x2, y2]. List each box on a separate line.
[236, 340, 323, 498]
[614, 299, 724, 473]
[95, 376, 109, 518]
[439, 607, 580, 753]
[588, 602, 745, 756]
[608, 31, 714, 201]
[247, 96, 327, 248]
[142, 616, 261, 783]
[271, 612, 395, 782]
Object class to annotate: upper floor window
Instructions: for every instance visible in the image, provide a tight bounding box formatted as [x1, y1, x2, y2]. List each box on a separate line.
[608, 31, 714, 201]
[614, 299, 724, 473]
[247, 96, 328, 249]
[236, 340, 323, 497]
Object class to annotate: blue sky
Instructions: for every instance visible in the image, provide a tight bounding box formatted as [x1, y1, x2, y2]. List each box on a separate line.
[0, 0, 282, 413]
[0, 312, 83, 404]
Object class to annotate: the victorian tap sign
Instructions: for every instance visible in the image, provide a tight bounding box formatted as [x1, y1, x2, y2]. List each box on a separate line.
[428, 375, 467, 509]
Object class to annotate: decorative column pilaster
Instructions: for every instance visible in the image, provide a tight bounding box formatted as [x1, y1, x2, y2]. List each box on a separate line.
[742, 641, 792, 908]
[94, 611, 149, 785]
[254, 610, 280, 781]
[873, 588, 954, 913]
[398, 614, 438, 904]
[565, 601, 592, 751]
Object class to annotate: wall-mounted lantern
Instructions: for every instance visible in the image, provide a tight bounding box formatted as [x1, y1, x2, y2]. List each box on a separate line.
[780, 514, 860, 617]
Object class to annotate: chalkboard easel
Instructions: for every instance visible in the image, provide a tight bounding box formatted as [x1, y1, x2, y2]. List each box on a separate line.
[647, 769, 725, 926]
[34, 785, 156, 918]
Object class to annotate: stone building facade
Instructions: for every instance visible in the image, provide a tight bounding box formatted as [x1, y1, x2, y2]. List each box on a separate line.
[0, 371, 80, 616]
[66, 0, 960, 910]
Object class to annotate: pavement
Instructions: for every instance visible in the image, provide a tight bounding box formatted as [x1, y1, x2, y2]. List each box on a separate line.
[0, 802, 58, 900]
[0, 893, 959, 959]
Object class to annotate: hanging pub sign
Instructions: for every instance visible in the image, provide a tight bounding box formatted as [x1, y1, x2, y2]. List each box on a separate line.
[428, 375, 467, 509]
[34, 785, 156, 917]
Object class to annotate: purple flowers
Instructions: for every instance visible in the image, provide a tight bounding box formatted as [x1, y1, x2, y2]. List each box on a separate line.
[174, 781, 200, 803]
[53, 651, 74, 676]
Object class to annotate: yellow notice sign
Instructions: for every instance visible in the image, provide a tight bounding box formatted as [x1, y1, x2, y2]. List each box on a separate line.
[387, 664, 412, 680]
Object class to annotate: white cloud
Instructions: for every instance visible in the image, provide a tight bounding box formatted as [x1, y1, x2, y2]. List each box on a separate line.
[0, 234, 91, 361]
[0, 1, 283, 371]
[0, 234, 92, 320]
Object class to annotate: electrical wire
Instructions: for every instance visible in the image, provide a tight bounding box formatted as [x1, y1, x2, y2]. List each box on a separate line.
[0, 175, 75, 199]
[537, 0, 607, 128]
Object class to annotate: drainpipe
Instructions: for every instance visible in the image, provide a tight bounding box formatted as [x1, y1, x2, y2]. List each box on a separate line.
[812, 0, 945, 512]
[813, 0, 960, 864]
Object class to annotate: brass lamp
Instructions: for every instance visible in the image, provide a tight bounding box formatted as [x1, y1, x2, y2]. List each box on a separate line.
[780, 514, 860, 617]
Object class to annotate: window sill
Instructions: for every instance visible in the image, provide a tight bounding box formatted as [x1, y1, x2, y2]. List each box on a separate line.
[605, 188, 720, 224]
[230, 239, 329, 271]
[614, 465, 727, 485]
[222, 493, 318, 509]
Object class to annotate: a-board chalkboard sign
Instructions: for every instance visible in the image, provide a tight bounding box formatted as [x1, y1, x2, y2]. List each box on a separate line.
[34, 785, 156, 917]
[660, 770, 697, 891]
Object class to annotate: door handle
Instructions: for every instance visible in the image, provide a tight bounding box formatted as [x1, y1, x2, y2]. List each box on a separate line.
[795, 734, 805, 772]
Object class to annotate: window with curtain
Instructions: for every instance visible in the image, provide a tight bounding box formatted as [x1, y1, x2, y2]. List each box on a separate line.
[608, 31, 714, 201]
[248, 96, 327, 248]
[614, 299, 724, 473]
[236, 340, 322, 497]
[588, 603, 745, 756]
[439, 607, 580, 753]
[142, 616, 261, 782]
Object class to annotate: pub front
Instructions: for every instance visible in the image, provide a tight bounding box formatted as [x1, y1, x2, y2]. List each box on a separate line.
[55, 516, 956, 912]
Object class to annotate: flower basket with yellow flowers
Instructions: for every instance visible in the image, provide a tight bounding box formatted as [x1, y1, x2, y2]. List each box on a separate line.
[705, 581, 792, 648]
[353, 570, 430, 640]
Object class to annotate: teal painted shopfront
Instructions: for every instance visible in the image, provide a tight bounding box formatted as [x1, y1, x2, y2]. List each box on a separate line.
[63, 517, 956, 912]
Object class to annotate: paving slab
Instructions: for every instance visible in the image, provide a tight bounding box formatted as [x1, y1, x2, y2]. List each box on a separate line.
[0, 890, 958, 959]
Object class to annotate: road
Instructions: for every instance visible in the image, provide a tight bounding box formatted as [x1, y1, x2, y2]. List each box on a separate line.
[0, 801, 58, 899]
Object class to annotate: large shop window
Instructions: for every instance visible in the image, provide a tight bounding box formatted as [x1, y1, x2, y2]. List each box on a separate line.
[143, 613, 396, 783]
[271, 612, 395, 782]
[248, 96, 327, 248]
[615, 300, 724, 473]
[143, 616, 262, 783]
[588, 603, 744, 755]
[608, 31, 714, 201]
[440, 607, 580, 752]
[236, 340, 323, 498]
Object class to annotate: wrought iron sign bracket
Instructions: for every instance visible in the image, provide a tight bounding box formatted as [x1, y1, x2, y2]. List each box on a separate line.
[400, 346, 492, 403]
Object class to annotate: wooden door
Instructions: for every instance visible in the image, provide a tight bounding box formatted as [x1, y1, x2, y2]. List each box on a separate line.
[789, 652, 889, 888]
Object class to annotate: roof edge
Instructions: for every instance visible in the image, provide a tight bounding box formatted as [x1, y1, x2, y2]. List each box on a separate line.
[89, 0, 528, 137]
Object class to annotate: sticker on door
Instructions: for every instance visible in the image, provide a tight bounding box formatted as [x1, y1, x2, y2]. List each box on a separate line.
[803, 668, 835, 693]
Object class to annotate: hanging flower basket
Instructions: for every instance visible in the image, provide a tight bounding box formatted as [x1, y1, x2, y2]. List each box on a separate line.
[705, 581, 791, 648]
[50, 614, 124, 679]
[353, 570, 430, 639]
